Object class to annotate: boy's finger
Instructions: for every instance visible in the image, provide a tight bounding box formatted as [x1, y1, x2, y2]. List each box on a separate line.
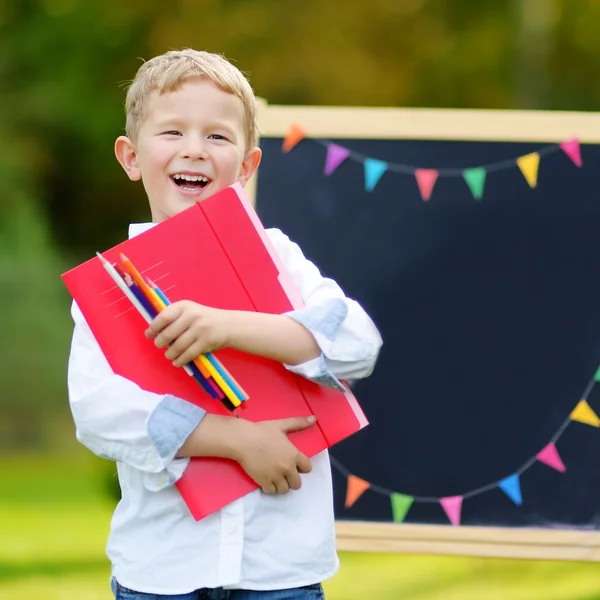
[145, 304, 183, 338]
[261, 482, 278, 495]
[172, 342, 205, 367]
[285, 471, 302, 491]
[277, 415, 317, 433]
[164, 329, 197, 360]
[273, 477, 290, 495]
[296, 453, 312, 474]
[154, 320, 189, 349]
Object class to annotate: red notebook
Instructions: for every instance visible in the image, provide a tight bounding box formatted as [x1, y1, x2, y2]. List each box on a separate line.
[62, 183, 368, 520]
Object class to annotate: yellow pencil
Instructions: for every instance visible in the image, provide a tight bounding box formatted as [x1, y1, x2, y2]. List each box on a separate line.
[212, 356, 249, 401]
[197, 354, 241, 407]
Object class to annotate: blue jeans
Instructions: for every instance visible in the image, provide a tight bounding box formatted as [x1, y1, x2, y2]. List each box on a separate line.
[111, 579, 325, 600]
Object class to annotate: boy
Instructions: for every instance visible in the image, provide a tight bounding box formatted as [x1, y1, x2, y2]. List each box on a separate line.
[67, 48, 382, 600]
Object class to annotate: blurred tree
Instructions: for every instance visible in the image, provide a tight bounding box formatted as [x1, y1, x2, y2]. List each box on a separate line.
[2, 0, 600, 450]
[1, 0, 599, 257]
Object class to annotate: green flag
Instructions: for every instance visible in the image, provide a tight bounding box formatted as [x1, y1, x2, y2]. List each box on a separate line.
[390, 493, 414, 523]
[463, 167, 487, 200]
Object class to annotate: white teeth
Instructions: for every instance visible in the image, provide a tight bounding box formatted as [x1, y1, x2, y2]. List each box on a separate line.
[173, 174, 209, 182]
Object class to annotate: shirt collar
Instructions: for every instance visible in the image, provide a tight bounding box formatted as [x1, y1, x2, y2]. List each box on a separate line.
[128, 222, 157, 239]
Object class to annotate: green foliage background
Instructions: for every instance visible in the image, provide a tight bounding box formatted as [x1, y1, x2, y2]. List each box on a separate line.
[3, 1, 600, 434]
[2, 0, 600, 449]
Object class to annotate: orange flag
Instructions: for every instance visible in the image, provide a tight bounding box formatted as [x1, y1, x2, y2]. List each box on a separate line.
[282, 123, 306, 153]
[345, 475, 370, 508]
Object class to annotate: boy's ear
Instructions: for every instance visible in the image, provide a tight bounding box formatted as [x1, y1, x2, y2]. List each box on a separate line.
[114, 136, 142, 181]
[238, 147, 262, 187]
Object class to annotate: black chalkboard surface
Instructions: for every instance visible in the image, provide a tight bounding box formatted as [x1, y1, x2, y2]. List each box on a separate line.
[253, 105, 600, 560]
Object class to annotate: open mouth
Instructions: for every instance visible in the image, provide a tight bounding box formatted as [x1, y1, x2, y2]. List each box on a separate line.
[171, 173, 211, 193]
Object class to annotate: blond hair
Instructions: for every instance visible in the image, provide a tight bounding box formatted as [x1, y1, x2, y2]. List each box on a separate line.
[124, 49, 258, 151]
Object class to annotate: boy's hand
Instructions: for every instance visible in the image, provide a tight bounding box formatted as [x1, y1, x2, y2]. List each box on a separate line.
[236, 416, 315, 495]
[145, 300, 229, 366]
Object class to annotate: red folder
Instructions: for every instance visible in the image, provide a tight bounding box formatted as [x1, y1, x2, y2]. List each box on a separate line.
[62, 183, 368, 520]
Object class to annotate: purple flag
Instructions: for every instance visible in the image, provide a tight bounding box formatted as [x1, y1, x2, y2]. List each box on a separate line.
[324, 144, 351, 176]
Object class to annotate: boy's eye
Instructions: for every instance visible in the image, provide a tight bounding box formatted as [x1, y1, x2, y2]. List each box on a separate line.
[209, 134, 227, 141]
[162, 131, 181, 136]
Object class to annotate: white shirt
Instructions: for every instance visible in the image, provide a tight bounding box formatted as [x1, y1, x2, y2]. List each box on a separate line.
[67, 225, 382, 595]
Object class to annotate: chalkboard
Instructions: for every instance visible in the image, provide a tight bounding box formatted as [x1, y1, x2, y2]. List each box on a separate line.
[253, 104, 600, 561]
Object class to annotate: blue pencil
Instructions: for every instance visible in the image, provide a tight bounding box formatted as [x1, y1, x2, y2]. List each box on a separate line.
[126, 276, 157, 318]
[204, 353, 246, 402]
[151, 282, 171, 307]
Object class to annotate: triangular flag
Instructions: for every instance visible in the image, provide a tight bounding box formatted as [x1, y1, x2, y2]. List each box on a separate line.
[390, 493, 414, 523]
[498, 474, 522, 506]
[560, 138, 582, 167]
[570, 399, 600, 427]
[463, 168, 487, 200]
[364, 159, 387, 192]
[414, 169, 438, 202]
[282, 123, 306, 153]
[594, 365, 600, 382]
[440, 496, 463, 526]
[324, 144, 351, 176]
[516, 152, 540, 188]
[345, 475, 370, 508]
[536, 442, 566, 472]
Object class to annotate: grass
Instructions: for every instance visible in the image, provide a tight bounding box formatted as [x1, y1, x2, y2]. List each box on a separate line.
[3, 453, 600, 599]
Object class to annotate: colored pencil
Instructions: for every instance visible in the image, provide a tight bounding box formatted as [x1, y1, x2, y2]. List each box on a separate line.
[101, 252, 247, 411]
[97, 253, 152, 323]
[97, 253, 197, 379]
[147, 277, 247, 406]
[143, 280, 213, 382]
[124, 274, 156, 319]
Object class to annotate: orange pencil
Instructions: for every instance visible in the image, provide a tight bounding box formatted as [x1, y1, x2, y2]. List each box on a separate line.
[119, 253, 162, 314]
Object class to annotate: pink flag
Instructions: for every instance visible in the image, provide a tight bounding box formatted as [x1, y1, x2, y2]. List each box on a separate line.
[559, 138, 582, 167]
[415, 169, 439, 202]
[324, 144, 351, 176]
[440, 496, 463, 526]
[536, 442, 566, 472]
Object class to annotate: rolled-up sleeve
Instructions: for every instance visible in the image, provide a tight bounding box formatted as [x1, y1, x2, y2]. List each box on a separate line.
[67, 301, 206, 490]
[267, 229, 382, 388]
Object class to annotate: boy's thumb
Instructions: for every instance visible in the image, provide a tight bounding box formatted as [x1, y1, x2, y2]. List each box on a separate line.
[279, 415, 317, 433]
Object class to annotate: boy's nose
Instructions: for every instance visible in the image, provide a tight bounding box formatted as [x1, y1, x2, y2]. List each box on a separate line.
[181, 136, 208, 160]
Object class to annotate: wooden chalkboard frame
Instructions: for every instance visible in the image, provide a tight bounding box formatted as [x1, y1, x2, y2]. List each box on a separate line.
[252, 99, 600, 561]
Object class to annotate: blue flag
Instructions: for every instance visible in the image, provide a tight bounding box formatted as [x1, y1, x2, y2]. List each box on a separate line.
[364, 159, 387, 192]
[499, 474, 522, 506]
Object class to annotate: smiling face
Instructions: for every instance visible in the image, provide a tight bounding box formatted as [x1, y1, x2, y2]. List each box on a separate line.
[115, 78, 261, 222]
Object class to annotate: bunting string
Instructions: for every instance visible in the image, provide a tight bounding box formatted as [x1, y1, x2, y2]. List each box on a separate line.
[281, 123, 583, 200]
[315, 139, 560, 177]
[281, 122, 589, 524]
[331, 365, 600, 526]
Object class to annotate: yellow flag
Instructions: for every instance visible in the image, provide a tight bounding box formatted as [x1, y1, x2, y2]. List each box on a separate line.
[517, 152, 540, 188]
[570, 399, 600, 427]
